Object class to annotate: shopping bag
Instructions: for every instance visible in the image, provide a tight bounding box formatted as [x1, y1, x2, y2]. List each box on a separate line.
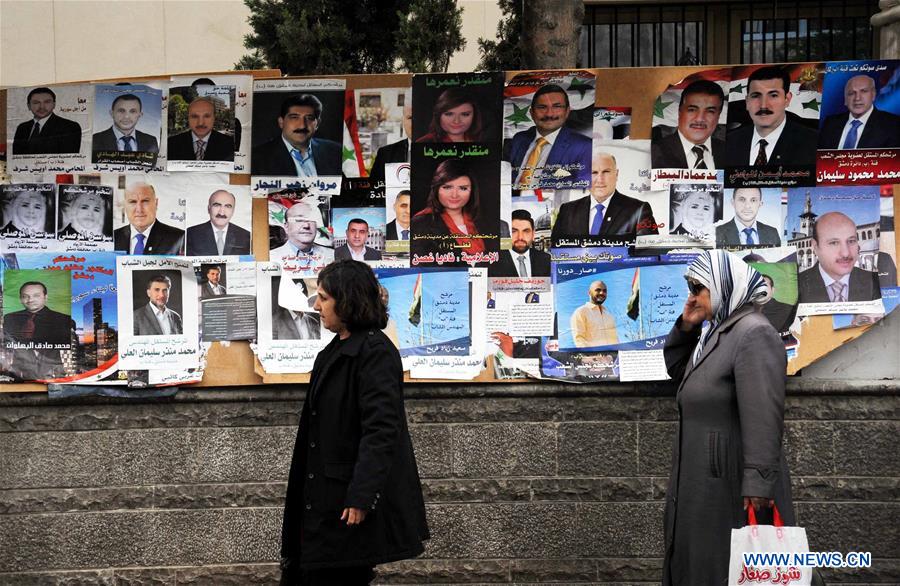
[727, 505, 813, 586]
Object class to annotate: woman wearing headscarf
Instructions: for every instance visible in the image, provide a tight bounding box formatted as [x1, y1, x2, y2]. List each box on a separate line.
[662, 250, 795, 586]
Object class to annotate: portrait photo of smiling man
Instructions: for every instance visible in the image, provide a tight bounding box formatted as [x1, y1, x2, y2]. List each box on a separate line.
[506, 83, 592, 190]
[725, 65, 818, 168]
[167, 96, 235, 162]
[92, 86, 161, 163]
[818, 73, 900, 150]
[715, 187, 782, 247]
[652, 79, 726, 170]
[797, 211, 881, 304]
[12, 86, 83, 155]
[251, 93, 342, 176]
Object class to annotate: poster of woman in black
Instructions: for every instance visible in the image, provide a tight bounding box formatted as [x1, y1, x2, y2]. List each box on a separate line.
[409, 73, 503, 268]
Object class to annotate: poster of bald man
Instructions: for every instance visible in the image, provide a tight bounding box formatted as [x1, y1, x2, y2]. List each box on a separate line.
[171, 74, 254, 173]
[6, 83, 91, 174]
[816, 60, 900, 186]
[267, 188, 334, 272]
[185, 186, 252, 257]
[112, 177, 186, 255]
[92, 83, 164, 171]
[166, 82, 237, 172]
[551, 141, 665, 248]
[786, 186, 885, 315]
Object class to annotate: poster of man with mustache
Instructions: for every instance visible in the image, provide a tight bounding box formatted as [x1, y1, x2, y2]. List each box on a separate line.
[166, 82, 237, 172]
[249, 78, 345, 178]
[502, 70, 595, 192]
[724, 63, 823, 188]
[650, 68, 730, 184]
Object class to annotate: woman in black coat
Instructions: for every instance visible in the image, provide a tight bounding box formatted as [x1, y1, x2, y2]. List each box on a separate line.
[280, 260, 429, 586]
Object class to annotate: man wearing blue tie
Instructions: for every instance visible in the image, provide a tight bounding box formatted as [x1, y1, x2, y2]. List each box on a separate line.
[818, 75, 900, 150]
[92, 94, 159, 156]
[715, 187, 781, 247]
[113, 182, 185, 255]
[550, 152, 658, 244]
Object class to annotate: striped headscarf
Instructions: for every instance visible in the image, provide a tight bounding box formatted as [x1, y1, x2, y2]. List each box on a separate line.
[685, 250, 770, 365]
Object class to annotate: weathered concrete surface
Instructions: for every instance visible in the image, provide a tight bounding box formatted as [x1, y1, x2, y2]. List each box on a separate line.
[0, 376, 897, 584]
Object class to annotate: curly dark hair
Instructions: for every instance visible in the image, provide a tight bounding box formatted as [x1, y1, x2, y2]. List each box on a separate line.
[426, 88, 483, 141]
[423, 159, 479, 218]
[317, 260, 388, 331]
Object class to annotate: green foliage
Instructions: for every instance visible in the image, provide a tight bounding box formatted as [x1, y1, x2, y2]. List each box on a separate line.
[237, 0, 412, 75]
[396, 0, 466, 73]
[476, 0, 523, 72]
[168, 94, 189, 132]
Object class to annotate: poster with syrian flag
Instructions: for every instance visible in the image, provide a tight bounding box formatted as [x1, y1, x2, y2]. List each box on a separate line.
[724, 63, 824, 188]
[650, 67, 730, 190]
[502, 69, 595, 191]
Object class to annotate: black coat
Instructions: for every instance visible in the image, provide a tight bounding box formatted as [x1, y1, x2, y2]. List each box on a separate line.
[92, 127, 159, 153]
[252, 136, 342, 176]
[724, 116, 818, 167]
[715, 220, 781, 247]
[281, 329, 428, 572]
[817, 107, 900, 150]
[797, 264, 881, 303]
[185, 221, 251, 256]
[167, 129, 235, 161]
[551, 191, 658, 243]
[489, 248, 551, 277]
[114, 220, 185, 255]
[651, 130, 725, 169]
[12, 113, 82, 155]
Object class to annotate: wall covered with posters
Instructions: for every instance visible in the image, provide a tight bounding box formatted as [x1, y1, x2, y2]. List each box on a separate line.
[1, 62, 898, 389]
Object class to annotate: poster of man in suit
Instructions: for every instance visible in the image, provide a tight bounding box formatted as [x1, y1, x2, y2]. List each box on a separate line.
[250, 78, 345, 177]
[355, 87, 411, 185]
[724, 64, 822, 188]
[185, 187, 252, 257]
[503, 70, 595, 191]
[8, 85, 88, 169]
[651, 70, 729, 174]
[786, 186, 884, 314]
[551, 141, 664, 247]
[1, 269, 73, 381]
[166, 82, 237, 171]
[116, 257, 199, 370]
[112, 178, 185, 256]
[815, 60, 900, 186]
[92, 83, 163, 170]
[714, 187, 783, 248]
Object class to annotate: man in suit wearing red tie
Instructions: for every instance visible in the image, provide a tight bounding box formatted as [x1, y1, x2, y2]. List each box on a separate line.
[12, 87, 83, 155]
[724, 66, 817, 167]
[4, 281, 73, 380]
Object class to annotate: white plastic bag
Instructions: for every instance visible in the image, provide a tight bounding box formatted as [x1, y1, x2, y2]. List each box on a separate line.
[728, 506, 813, 586]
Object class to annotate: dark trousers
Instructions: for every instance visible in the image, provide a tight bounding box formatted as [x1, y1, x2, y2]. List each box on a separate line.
[282, 565, 375, 586]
